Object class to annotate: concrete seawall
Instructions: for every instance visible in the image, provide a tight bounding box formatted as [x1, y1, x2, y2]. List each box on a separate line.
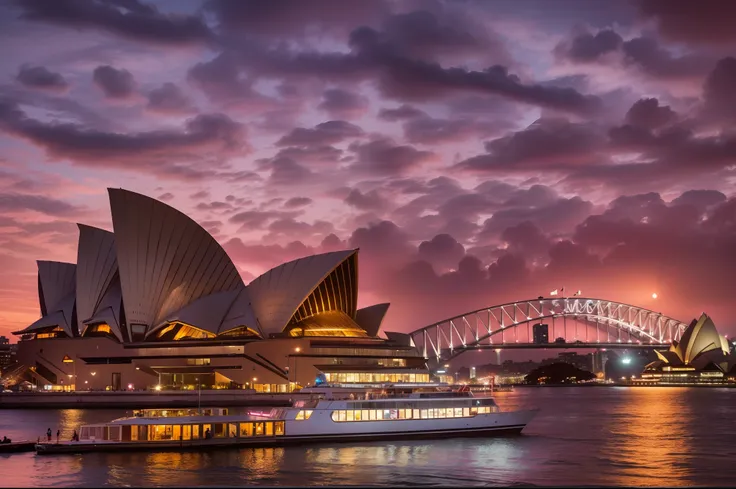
[0, 390, 300, 409]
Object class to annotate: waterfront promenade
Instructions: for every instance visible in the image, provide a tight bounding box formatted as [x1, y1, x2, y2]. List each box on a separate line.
[0, 389, 299, 409]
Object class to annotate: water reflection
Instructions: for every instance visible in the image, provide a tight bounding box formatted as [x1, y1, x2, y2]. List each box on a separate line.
[2, 388, 736, 487]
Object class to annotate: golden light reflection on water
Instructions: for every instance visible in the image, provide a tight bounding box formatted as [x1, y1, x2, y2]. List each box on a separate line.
[2, 388, 735, 487]
[600, 387, 695, 486]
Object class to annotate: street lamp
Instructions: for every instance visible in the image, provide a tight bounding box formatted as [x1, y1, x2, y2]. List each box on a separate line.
[293, 347, 301, 391]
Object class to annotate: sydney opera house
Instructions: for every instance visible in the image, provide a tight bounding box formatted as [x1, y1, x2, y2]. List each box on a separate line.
[3, 189, 429, 392]
[635, 313, 736, 385]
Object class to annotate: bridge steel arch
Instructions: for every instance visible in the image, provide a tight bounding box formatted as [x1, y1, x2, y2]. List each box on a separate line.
[409, 297, 689, 362]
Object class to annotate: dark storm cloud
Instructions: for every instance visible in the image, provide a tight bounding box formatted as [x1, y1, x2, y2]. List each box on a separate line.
[92, 65, 136, 99]
[0, 99, 245, 180]
[671, 190, 727, 213]
[317, 88, 369, 119]
[374, 8, 510, 64]
[625, 98, 677, 129]
[703, 57, 736, 122]
[349, 138, 436, 175]
[205, 0, 389, 37]
[284, 197, 313, 209]
[16, 65, 68, 91]
[417, 233, 466, 272]
[456, 118, 604, 172]
[637, 0, 736, 45]
[276, 121, 363, 147]
[344, 188, 388, 212]
[377, 105, 426, 121]
[482, 195, 594, 236]
[621, 36, 714, 80]
[501, 221, 552, 258]
[223, 22, 601, 115]
[187, 52, 278, 108]
[555, 29, 622, 62]
[266, 157, 315, 186]
[14, 0, 213, 45]
[146, 82, 194, 113]
[556, 28, 715, 80]
[0, 192, 84, 217]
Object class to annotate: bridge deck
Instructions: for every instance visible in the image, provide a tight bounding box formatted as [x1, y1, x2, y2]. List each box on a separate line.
[457, 342, 667, 350]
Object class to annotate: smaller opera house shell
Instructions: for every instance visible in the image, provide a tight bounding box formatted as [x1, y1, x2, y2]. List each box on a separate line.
[638, 313, 736, 385]
[6, 189, 428, 392]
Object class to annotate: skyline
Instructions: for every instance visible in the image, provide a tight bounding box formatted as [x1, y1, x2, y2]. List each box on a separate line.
[1, 0, 735, 340]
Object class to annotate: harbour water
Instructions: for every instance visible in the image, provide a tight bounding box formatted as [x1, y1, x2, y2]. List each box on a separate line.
[1, 387, 734, 487]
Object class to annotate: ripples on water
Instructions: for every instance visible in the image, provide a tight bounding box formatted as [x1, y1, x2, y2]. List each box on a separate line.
[1, 387, 735, 487]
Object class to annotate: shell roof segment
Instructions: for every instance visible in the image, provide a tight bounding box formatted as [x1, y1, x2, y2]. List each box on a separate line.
[246, 250, 358, 336]
[108, 188, 244, 339]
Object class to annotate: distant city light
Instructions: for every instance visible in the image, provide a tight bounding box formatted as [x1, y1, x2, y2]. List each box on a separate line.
[621, 357, 632, 365]
[652, 293, 658, 299]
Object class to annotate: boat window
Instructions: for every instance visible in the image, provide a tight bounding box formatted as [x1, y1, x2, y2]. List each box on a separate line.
[108, 426, 121, 441]
[149, 425, 173, 441]
[463, 408, 470, 417]
[229, 423, 238, 437]
[240, 422, 253, 437]
[172, 425, 181, 441]
[274, 421, 285, 436]
[265, 422, 274, 436]
[295, 410, 314, 420]
[255, 422, 265, 436]
[347, 410, 355, 421]
[192, 424, 200, 440]
[129, 426, 137, 441]
[213, 423, 226, 438]
[202, 424, 212, 438]
[183, 425, 191, 441]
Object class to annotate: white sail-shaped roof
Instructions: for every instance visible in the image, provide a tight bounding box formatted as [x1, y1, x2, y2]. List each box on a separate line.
[37, 261, 77, 336]
[355, 303, 390, 337]
[683, 313, 728, 364]
[108, 188, 244, 340]
[83, 276, 124, 342]
[37, 261, 76, 316]
[218, 287, 262, 337]
[151, 289, 240, 337]
[247, 250, 358, 336]
[75, 224, 118, 335]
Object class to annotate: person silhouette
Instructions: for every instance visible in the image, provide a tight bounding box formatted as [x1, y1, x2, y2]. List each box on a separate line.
[56, 430, 60, 443]
[46, 428, 52, 442]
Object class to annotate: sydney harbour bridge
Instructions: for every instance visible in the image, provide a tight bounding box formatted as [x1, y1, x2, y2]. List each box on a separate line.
[407, 297, 689, 364]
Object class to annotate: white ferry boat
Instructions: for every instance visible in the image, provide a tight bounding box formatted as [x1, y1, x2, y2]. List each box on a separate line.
[34, 386, 538, 455]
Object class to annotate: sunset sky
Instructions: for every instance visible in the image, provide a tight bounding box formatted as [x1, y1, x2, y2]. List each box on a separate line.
[0, 0, 735, 344]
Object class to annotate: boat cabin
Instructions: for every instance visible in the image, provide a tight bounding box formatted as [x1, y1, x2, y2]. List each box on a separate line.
[131, 407, 228, 418]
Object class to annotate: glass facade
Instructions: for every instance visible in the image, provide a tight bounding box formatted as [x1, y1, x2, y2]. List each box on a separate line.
[330, 405, 496, 422]
[80, 421, 286, 442]
[324, 372, 430, 383]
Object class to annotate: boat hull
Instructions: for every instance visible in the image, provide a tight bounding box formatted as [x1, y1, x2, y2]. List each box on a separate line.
[0, 441, 36, 453]
[35, 409, 538, 455]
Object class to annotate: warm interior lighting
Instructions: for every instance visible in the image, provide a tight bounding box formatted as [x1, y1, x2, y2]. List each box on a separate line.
[652, 293, 658, 299]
